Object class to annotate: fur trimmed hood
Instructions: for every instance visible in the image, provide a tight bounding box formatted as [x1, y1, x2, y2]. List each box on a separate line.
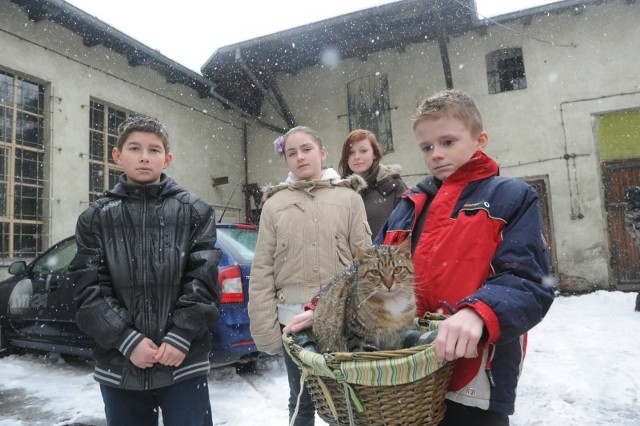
[379, 163, 403, 179]
[261, 168, 367, 203]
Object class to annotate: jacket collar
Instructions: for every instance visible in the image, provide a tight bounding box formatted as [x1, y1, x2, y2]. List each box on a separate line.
[408, 151, 497, 199]
[262, 168, 366, 202]
[445, 150, 499, 185]
[108, 173, 181, 199]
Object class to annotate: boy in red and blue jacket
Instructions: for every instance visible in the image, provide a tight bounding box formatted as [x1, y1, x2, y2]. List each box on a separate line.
[286, 90, 554, 425]
[376, 90, 555, 424]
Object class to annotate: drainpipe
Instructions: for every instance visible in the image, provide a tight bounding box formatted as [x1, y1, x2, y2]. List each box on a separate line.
[243, 121, 250, 222]
[433, 6, 454, 89]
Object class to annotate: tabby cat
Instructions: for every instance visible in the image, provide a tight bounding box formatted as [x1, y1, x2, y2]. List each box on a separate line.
[312, 239, 415, 353]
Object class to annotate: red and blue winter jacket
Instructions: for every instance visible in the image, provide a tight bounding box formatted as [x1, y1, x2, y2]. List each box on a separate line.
[375, 151, 555, 415]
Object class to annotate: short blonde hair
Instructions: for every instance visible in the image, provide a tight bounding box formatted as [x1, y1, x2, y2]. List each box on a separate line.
[412, 90, 483, 137]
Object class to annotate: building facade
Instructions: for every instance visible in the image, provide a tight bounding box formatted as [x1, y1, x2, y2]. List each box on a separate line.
[2, 0, 639, 291]
[0, 0, 248, 268]
[208, 0, 640, 291]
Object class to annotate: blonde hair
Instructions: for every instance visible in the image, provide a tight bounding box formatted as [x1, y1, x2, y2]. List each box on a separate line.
[412, 90, 483, 137]
[283, 126, 324, 150]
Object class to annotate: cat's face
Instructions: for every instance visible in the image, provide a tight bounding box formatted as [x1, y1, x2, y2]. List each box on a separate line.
[356, 241, 414, 297]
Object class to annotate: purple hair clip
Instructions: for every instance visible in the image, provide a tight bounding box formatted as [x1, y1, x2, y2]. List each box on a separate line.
[273, 135, 285, 157]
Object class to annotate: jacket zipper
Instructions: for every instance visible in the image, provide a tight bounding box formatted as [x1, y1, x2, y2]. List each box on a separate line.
[159, 216, 165, 264]
[485, 343, 497, 387]
[142, 191, 151, 390]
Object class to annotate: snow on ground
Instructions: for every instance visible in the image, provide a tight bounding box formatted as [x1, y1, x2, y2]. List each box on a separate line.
[1, 290, 639, 425]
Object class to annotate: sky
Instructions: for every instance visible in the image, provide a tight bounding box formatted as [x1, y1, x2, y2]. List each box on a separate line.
[1, 290, 639, 425]
[64, 0, 560, 73]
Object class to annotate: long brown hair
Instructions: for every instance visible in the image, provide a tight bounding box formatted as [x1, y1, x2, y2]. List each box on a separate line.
[338, 129, 383, 177]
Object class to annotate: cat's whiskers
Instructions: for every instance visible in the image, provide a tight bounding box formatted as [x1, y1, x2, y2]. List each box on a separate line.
[356, 288, 380, 309]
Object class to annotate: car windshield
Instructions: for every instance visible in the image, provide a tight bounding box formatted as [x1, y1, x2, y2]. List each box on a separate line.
[32, 238, 77, 274]
[217, 227, 258, 264]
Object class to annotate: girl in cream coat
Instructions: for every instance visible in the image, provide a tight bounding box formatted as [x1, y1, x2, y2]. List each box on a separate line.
[249, 126, 371, 426]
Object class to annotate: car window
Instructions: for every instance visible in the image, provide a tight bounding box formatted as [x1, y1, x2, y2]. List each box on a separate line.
[32, 239, 78, 274]
[217, 228, 257, 264]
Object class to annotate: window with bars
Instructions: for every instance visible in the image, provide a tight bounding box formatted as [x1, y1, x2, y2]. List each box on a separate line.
[486, 48, 527, 94]
[0, 69, 45, 258]
[88, 101, 128, 202]
[346, 74, 394, 154]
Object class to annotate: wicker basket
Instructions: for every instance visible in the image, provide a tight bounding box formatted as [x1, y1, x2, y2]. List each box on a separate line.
[283, 313, 453, 426]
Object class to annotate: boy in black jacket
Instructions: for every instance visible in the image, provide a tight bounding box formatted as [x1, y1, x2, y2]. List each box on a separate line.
[69, 115, 221, 425]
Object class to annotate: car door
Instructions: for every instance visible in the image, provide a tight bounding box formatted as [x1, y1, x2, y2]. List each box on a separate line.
[6, 238, 78, 344]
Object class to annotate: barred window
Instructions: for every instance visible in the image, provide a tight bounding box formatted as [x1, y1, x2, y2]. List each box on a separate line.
[486, 48, 527, 94]
[0, 69, 45, 258]
[88, 101, 127, 202]
[346, 74, 394, 154]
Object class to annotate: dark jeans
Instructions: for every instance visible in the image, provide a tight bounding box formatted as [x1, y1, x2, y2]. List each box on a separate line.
[439, 400, 509, 426]
[635, 293, 640, 311]
[283, 344, 315, 426]
[100, 375, 213, 426]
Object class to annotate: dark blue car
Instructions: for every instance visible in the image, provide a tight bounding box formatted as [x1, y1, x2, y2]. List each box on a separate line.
[0, 223, 260, 368]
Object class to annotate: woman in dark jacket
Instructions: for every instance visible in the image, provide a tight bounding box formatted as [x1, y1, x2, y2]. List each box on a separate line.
[338, 129, 408, 239]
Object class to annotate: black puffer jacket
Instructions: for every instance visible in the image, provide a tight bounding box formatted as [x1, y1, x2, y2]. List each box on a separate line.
[69, 173, 221, 390]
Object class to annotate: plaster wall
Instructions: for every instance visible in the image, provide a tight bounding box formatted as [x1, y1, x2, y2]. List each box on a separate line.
[1, 0, 246, 250]
[246, 0, 640, 288]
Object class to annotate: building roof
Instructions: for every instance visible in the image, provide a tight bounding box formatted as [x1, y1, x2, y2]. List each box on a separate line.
[8, 0, 597, 132]
[8, 0, 216, 98]
[201, 0, 478, 121]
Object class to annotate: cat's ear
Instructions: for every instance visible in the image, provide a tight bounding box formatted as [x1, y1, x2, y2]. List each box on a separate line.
[396, 238, 412, 258]
[355, 244, 371, 261]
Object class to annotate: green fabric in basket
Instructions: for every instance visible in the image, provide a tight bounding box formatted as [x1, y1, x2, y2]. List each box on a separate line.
[287, 315, 446, 387]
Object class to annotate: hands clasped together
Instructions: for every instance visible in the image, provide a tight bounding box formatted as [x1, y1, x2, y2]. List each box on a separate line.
[130, 337, 186, 369]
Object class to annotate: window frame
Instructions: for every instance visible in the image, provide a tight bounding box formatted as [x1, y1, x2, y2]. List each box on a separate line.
[0, 69, 46, 259]
[88, 100, 129, 202]
[346, 73, 395, 154]
[486, 48, 527, 94]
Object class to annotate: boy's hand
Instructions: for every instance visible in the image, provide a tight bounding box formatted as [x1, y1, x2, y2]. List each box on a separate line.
[154, 342, 187, 367]
[130, 337, 159, 369]
[283, 310, 314, 334]
[434, 308, 484, 363]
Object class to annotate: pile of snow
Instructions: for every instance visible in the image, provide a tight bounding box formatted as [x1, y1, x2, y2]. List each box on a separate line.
[1, 290, 638, 425]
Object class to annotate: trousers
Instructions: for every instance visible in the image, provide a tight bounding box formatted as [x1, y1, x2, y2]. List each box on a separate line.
[439, 400, 509, 426]
[100, 374, 213, 426]
[283, 342, 315, 425]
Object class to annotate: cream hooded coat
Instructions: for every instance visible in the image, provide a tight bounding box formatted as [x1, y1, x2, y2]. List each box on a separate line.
[248, 169, 371, 355]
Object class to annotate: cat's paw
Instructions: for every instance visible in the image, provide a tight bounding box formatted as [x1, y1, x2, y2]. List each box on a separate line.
[361, 343, 382, 352]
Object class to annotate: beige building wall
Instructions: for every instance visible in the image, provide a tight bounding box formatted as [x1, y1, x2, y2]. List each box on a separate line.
[1, 0, 246, 251]
[246, 0, 640, 288]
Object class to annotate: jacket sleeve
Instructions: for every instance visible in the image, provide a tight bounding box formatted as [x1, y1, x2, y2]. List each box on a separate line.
[69, 206, 145, 358]
[458, 184, 555, 344]
[248, 203, 282, 355]
[162, 201, 221, 354]
[394, 177, 409, 208]
[348, 192, 372, 253]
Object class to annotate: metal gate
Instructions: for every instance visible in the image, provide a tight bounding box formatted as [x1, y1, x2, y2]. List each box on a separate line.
[346, 74, 394, 153]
